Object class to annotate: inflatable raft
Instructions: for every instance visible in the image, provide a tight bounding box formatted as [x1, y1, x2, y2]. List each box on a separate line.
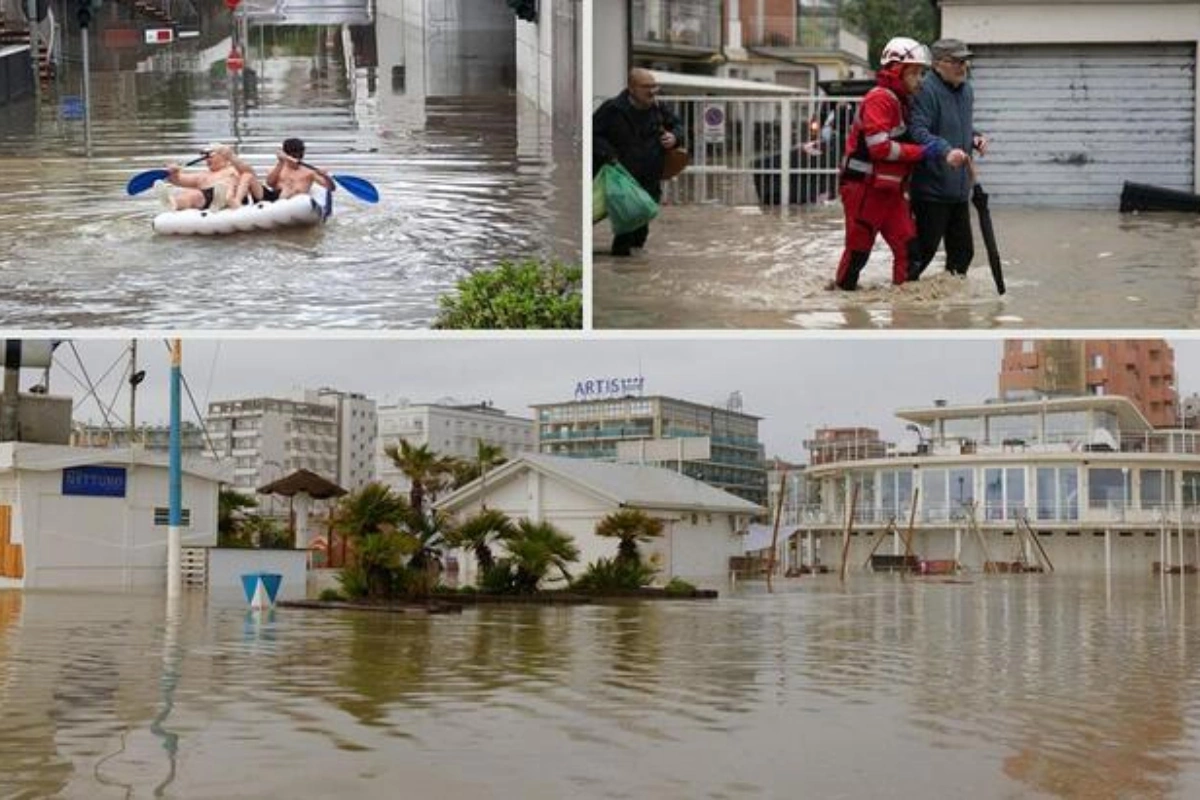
[152, 185, 333, 235]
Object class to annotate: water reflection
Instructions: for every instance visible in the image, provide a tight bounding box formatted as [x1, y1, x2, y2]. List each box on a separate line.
[4, 579, 1200, 796]
[0, 2, 580, 328]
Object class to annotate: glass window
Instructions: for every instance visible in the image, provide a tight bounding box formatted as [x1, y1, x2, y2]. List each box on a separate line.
[1088, 468, 1128, 510]
[990, 414, 1039, 444]
[1183, 472, 1200, 508]
[1038, 467, 1078, 521]
[922, 469, 946, 522]
[1007, 468, 1026, 519]
[944, 418, 982, 441]
[880, 469, 913, 520]
[985, 468, 1003, 521]
[949, 468, 974, 514]
[1045, 411, 1089, 442]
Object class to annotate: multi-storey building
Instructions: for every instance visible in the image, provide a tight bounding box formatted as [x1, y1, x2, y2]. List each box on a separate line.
[306, 388, 377, 494]
[723, 0, 870, 89]
[205, 397, 340, 498]
[375, 401, 535, 491]
[533, 394, 767, 506]
[1000, 339, 1177, 427]
[70, 421, 207, 455]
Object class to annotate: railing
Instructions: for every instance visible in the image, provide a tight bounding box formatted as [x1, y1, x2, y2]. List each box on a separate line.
[785, 502, 1200, 529]
[660, 94, 861, 207]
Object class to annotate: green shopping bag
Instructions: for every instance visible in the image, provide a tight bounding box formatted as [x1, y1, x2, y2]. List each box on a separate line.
[600, 163, 659, 236]
[593, 172, 607, 223]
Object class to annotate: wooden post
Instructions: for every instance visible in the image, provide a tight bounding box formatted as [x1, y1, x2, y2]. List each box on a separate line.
[840, 483, 858, 584]
[862, 517, 897, 570]
[901, 486, 920, 579]
[766, 467, 788, 593]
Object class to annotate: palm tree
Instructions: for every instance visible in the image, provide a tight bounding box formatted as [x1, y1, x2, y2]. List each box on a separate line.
[505, 519, 580, 593]
[218, 487, 258, 545]
[449, 508, 515, 573]
[385, 440, 451, 516]
[474, 441, 506, 510]
[333, 483, 410, 597]
[595, 508, 664, 565]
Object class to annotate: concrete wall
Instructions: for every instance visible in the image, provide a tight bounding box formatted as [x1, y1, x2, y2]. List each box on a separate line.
[0, 45, 34, 107]
[941, 2, 1200, 45]
[593, 0, 629, 107]
[207, 547, 309, 605]
[8, 465, 219, 589]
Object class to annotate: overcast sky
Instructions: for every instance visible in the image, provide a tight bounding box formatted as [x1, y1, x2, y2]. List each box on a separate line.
[25, 336, 1200, 463]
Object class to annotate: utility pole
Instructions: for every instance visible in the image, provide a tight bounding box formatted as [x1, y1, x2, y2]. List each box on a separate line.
[168, 339, 182, 599]
[128, 339, 137, 448]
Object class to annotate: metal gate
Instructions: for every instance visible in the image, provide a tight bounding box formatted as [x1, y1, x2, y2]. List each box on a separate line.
[659, 94, 862, 206]
[971, 44, 1196, 208]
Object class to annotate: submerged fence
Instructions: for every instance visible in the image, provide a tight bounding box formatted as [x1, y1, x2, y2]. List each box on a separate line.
[660, 94, 863, 207]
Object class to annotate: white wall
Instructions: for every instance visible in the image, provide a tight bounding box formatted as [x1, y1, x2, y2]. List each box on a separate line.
[593, 0, 629, 107]
[207, 547, 309, 605]
[942, 3, 1200, 45]
[14, 465, 218, 590]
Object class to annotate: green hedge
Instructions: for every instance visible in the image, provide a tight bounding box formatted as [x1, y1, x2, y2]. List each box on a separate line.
[435, 260, 582, 329]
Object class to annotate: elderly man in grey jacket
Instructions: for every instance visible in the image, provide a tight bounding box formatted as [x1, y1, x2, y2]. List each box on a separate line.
[908, 39, 989, 280]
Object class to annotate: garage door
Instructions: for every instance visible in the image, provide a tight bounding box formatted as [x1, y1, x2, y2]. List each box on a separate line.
[970, 44, 1195, 208]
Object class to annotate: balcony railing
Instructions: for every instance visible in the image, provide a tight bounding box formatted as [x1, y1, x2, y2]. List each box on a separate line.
[783, 501, 1200, 529]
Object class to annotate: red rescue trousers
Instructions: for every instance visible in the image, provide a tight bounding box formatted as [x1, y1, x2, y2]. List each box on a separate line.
[835, 179, 917, 289]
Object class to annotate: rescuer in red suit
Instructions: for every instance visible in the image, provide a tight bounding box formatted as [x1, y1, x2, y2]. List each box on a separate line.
[834, 37, 969, 290]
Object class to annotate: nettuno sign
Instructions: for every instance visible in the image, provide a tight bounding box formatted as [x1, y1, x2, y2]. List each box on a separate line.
[573, 376, 645, 401]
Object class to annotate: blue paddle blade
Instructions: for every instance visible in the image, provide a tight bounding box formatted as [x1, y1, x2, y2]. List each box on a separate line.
[332, 174, 379, 203]
[127, 168, 169, 196]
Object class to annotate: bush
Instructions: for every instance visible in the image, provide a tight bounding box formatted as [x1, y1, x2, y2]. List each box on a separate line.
[663, 577, 697, 597]
[318, 588, 344, 602]
[337, 564, 370, 599]
[572, 557, 657, 592]
[479, 561, 520, 594]
[434, 260, 582, 329]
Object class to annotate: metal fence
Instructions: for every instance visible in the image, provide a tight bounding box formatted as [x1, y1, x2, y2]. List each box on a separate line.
[660, 94, 863, 207]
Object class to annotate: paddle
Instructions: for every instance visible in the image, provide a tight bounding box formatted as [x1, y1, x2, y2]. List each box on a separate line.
[296, 160, 379, 203]
[126, 155, 207, 196]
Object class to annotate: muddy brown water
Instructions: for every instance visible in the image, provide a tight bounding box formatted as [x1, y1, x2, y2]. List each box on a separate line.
[0, 23, 580, 329]
[592, 203, 1200, 329]
[3, 575, 1200, 798]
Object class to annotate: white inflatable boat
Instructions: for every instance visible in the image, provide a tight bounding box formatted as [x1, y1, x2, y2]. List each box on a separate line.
[152, 185, 333, 235]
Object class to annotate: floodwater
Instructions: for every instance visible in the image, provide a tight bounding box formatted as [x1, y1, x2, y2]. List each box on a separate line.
[0, 11, 580, 329]
[592, 203, 1200, 329]
[4, 575, 1200, 798]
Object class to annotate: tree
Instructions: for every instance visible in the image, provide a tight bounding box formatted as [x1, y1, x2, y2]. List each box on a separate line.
[504, 519, 580, 593]
[218, 487, 257, 543]
[449, 508, 516, 573]
[333, 483, 410, 598]
[385, 440, 451, 516]
[595, 509, 664, 566]
[842, 0, 938, 69]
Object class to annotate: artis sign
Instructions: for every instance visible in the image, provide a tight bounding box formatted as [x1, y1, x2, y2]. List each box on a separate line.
[574, 376, 645, 401]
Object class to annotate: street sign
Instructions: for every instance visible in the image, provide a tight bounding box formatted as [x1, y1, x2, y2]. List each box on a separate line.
[703, 104, 726, 144]
[226, 46, 244, 73]
[144, 28, 174, 45]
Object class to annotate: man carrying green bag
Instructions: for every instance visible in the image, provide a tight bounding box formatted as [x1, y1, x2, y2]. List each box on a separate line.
[599, 163, 659, 235]
[593, 68, 684, 256]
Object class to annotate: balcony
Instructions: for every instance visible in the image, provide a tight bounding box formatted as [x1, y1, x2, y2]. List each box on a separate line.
[632, 0, 720, 53]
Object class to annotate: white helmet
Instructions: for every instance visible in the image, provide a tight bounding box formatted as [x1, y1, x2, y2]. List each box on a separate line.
[880, 37, 931, 67]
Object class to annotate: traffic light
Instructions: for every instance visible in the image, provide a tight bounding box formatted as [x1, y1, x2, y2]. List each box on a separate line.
[507, 0, 537, 23]
[77, 0, 92, 28]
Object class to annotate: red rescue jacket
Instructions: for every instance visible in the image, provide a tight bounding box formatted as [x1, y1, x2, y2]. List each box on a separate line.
[841, 67, 926, 189]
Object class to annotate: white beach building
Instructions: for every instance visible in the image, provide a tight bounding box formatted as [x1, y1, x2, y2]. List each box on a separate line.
[795, 395, 1200, 576]
[435, 453, 764, 588]
[0, 443, 227, 590]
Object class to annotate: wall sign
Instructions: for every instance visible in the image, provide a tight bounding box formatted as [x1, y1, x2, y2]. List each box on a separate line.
[62, 466, 127, 498]
[574, 376, 645, 401]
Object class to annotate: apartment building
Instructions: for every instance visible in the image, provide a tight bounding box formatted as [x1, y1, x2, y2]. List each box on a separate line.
[533, 393, 767, 506]
[375, 400, 535, 491]
[1000, 340, 1177, 427]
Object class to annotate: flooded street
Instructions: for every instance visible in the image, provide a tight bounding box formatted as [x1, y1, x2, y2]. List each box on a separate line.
[593, 204, 1200, 329]
[4, 576, 1200, 798]
[0, 6, 580, 328]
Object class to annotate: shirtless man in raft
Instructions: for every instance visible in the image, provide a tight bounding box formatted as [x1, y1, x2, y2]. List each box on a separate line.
[228, 138, 335, 206]
[156, 144, 239, 211]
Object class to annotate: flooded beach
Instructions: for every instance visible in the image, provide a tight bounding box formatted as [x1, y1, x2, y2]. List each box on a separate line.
[592, 204, 1200, 329]
[0, 4, 580, 328]
[4, 575, 1200, 798]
